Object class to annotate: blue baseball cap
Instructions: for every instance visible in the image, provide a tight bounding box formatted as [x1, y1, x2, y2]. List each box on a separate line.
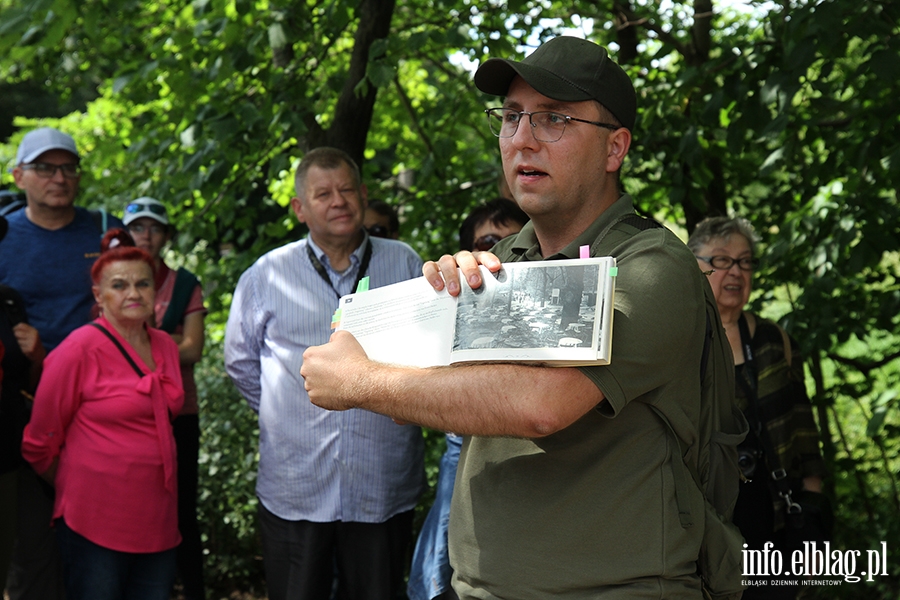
[15, 127, 80, 165]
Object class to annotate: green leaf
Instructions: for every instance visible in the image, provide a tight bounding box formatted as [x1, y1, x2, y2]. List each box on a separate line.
[866, 390, 898, 438]
[367, 61, 394, 88]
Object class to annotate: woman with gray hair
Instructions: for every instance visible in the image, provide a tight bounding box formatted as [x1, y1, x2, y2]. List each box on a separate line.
[689, 216, 829, 599]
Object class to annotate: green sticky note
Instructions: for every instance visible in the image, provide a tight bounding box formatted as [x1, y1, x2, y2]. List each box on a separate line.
[609, 267, 618, 277]
[355, 276, 370, 293]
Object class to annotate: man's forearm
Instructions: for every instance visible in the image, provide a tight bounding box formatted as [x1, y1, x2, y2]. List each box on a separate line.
[366, 362, 603, 437]
[302, 332, 604, 438]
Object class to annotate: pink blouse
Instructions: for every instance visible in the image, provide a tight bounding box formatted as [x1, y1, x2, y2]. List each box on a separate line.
[22, 316, 184, 553]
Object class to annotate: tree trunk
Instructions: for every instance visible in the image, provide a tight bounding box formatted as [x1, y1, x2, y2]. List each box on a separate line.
[310, 0, 397, 169]
[613, 1, 639, 64]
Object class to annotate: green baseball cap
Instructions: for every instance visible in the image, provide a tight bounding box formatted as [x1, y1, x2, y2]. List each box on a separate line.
[474, 36, 637, 131]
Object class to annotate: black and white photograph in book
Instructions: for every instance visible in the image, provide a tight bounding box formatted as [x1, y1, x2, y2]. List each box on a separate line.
[453, 262, 600, 351]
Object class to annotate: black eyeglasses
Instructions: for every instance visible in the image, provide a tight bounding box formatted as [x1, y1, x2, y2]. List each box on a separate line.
[485, 108, 620, 143]
[472, 233, 505, 252]
[21, 162, 80, 179]
[696, 255, 759, 272]
[366, 225, 391, 239]
[125, 202, 167, 217]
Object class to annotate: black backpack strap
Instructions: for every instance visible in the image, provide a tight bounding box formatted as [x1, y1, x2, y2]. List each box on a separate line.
[700, 310, 713, 383]
[614, 215, 715, 382]
[618, 214, 664, 231]
[159, 268, 200, 333]
[89, 207, 109, 237]
[0, 198, 26, 217]
[590, 212, 663, 256]
[89, 322, 145, 378]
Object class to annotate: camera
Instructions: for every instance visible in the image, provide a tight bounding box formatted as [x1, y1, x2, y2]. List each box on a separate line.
[737, 446, 764, 479]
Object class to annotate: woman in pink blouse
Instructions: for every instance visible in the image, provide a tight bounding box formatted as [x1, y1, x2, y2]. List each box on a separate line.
[124, 197, 207, 600]
[21, 230, 184, 600]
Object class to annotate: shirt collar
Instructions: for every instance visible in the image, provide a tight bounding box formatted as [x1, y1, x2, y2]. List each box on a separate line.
[506, 194, 636, 260]
[306, 230, 370, 272]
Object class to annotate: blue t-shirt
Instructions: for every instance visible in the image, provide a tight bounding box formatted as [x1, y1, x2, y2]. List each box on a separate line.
[0, 207, 123, 350]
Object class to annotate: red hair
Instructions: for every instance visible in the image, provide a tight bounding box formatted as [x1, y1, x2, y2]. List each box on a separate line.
[91, 229, 156, 284]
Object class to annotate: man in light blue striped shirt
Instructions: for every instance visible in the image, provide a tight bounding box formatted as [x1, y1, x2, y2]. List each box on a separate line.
[224, 147, 425, 600]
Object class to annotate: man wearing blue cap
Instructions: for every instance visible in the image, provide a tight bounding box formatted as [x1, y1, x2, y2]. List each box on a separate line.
[1, 127, 122, 600]
[3, 127, 124, 350]
[301, 37, 743, 599]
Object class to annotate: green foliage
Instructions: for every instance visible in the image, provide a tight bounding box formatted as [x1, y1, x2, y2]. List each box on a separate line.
[194, 327, 266, 595]
[2, 0, 899, 596]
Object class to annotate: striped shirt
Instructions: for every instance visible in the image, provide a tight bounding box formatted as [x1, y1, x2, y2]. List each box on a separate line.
[735, 316, 826, 529]
[224, 233, 425, 522]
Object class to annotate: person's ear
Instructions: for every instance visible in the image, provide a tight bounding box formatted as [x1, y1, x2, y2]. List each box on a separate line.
[92, 285, 101, 304]
[11, 167, 24, 188]
[605, 128, 632, 173]
[291, 197, 306, 223]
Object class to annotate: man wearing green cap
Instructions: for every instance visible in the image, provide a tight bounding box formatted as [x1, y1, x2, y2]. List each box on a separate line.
[301, 37, 738, 598]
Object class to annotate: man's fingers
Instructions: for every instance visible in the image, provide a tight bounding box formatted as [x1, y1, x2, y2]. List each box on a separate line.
[422, 260, 446, 291]
[437, 254, 465, 295]
[423, 251, 503, 297]
[472, 250, 502, 273]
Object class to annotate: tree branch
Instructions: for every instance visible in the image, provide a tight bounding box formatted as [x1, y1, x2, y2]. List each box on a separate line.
[613, 2, 687, 57]
[392, 75, 435, 156]
[825, 349, 900, 376]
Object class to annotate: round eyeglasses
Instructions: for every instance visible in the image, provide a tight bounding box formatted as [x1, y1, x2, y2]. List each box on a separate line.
[485, 108, 620, 143]
[696, 255, 759, 271]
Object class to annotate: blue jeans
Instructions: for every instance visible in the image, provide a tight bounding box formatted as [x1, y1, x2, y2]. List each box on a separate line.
[54, 518, 176, 600]
[407, 433, 462, 600]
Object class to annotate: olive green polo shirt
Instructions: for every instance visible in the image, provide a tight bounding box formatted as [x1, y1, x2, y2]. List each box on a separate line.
[449, 195, 708, 599]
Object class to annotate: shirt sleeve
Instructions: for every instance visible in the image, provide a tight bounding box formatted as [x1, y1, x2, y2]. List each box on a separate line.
[21, 333, 87, 474]
[579, 231, 706, 417]
[184, 283, 206, 316]
[224, 266, 264, 412]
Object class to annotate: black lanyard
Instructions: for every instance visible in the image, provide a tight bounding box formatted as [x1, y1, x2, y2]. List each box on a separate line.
[306, 238, 373, 299]
[736, 313, 761, 434]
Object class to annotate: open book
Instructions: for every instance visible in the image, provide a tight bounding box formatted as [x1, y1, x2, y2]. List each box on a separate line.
[333, 257, 617, 367]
